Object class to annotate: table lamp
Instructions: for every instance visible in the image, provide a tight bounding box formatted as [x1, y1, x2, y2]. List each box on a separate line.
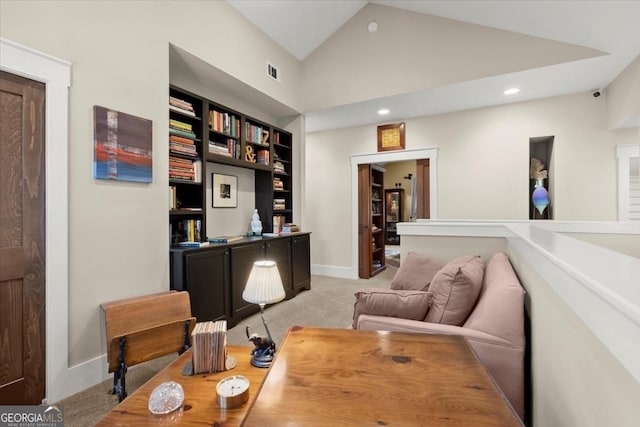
[242, 260, 286, 368]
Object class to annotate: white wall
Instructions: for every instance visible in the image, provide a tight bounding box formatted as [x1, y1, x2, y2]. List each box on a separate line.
[306, 93, 638, 269]
[302, 3, 603, 111]
[606, 55, 640, 130]
[508, 250, 640, 427]
[0, 0, 302, 401]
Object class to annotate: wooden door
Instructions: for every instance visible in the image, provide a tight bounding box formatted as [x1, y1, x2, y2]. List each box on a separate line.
[357, 165, 371, 278]
[0, 71, 46, 404]
[416, 159, 430, 219]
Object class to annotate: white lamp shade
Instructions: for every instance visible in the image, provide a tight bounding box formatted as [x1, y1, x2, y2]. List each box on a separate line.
[242, 260, 286, 305]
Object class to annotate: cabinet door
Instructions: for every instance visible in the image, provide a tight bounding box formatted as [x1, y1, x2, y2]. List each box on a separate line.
[184, 247, 229, 322]
[291, 234, 311, 294]
[265, 238, 291, 296]
[230, 243, 264, 320]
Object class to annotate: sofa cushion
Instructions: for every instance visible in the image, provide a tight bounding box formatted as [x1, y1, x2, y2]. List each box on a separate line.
[424, 255, 484, 326]
[390, 252, 445, 291]
[352, 288, 433, 328]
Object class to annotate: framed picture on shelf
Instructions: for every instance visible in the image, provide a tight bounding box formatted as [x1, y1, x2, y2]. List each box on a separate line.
[377, 122, 405, 152]
[212, 173, 237, 208]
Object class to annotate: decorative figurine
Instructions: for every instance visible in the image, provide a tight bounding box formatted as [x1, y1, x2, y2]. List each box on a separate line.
[250, 209, 263, 235]
[245, 325, 276, 368]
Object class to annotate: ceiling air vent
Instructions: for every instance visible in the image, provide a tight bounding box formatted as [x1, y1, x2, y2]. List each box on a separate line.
[267, 62, 280, 82]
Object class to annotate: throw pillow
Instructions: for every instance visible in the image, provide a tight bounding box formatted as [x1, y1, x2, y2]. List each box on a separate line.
[352, 288, 433, 328]
[424, 255, 484, 326]
[390, 252, 445, 291]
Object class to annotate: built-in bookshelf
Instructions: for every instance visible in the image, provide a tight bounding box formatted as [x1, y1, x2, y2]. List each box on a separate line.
[357, 164, 386, 278]
[272, 129, 292, 232]
[169, 86, 205, 245]
[169, 85, 295, 245]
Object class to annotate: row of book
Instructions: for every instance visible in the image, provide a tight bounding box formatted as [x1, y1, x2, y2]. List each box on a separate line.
[172, 219, 201, 244]
[246, 123, 269, 145]
[272, 216, 298, 234]
[209, 139, 240, 159]
[169, 96, 196, 117]
[191, 320, 228, 374]
[209, 110, 240, 137]
[274, 198, 286, 211]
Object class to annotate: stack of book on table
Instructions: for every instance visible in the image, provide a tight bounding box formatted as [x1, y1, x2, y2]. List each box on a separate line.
[191, 320, 228, 374]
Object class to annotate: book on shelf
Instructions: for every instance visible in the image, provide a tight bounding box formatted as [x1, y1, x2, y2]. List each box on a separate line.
[208, 139, 238, 158]
[169, 104, 196, 117]
[170, 134, 195, 145]
[169, 96, 194, 111]
[208, 235, 243, 243]
[193, 160, 202, 183]
[273, 215, 284, 234]
[173, 219, 201, 243]
[170, 119, 193, 132]
[273, 177, 284, 190]
[169, 127, 196, 139]
[176, 241, 205, 248]
[256, 149, 269, 165]
[209, 110, 240, 137]
[273, 161, 285, 173]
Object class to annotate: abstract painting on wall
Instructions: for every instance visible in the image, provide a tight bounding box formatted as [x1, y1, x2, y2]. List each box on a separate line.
[94, 105, 153, 183]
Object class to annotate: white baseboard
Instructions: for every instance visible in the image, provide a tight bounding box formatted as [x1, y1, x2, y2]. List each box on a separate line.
[311, 264, 356, 279]
[56, 354, 110, 402]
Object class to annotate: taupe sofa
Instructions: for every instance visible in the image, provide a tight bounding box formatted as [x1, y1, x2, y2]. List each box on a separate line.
[355, 252, 526, 419]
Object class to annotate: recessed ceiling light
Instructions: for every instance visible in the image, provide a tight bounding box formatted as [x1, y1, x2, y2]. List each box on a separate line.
[378, 109, 389, 115]
[504, 88, 520, 95]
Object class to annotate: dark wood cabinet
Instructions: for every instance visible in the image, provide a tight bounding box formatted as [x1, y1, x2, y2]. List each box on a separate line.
[170, 246, 229, 322]
[291, 234, 311, 296]
[171, 234, 311, 327]
[185, 247, 229, 322]
[230, 243, 264, 321]
[264, 237, 292, 293]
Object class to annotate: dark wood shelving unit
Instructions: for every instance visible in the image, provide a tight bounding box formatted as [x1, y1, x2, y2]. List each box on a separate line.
[169, 85, 296, 243]
[358, 164, 386, 278]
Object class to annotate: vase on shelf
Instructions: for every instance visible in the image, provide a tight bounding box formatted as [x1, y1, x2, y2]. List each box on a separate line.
[531, 178, 550, 218]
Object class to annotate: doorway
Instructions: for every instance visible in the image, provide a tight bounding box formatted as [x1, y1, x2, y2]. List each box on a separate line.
[350, 148, 438, 279]
[1, 38, 70, 403]
[0, 71, 46, 404]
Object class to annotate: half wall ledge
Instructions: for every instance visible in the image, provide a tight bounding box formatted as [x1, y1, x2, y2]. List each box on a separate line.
[396, 219, 640, 385]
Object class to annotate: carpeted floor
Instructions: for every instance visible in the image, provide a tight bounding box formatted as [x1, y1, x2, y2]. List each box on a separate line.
[55, 267, 397, 426]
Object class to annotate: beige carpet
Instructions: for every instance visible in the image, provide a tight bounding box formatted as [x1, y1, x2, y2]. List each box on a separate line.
[55, 267, 396, 426]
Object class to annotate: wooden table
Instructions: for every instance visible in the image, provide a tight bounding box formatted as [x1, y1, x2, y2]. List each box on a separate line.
[97, 346, 266, 426]
[242, 327, 523, 426]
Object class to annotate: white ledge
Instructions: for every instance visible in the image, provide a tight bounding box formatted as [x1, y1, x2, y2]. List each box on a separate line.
[397, 220, 640, 384]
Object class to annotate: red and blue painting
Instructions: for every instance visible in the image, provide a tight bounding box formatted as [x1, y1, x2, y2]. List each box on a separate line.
[94, 105, 152, 183]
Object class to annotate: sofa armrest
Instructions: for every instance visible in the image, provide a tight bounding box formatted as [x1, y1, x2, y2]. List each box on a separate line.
[356, 314, 516, 349]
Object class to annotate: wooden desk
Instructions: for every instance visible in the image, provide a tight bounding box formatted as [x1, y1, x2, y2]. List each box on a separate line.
[243, 327, 523, 426]
[97, 346, 266, 426]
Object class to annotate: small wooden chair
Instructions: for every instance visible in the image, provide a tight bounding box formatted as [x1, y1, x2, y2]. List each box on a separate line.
[101, 291, 196, 401]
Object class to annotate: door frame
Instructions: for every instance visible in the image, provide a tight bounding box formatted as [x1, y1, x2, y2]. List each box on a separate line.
[350, 148, 438, 279]
[1, 38, 71, 403]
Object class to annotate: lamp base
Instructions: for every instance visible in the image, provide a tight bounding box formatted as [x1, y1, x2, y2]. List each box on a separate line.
[249, 346, 275, 368]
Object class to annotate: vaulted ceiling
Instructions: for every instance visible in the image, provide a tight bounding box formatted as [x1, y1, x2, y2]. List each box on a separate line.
[226, 1, 640, 132]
